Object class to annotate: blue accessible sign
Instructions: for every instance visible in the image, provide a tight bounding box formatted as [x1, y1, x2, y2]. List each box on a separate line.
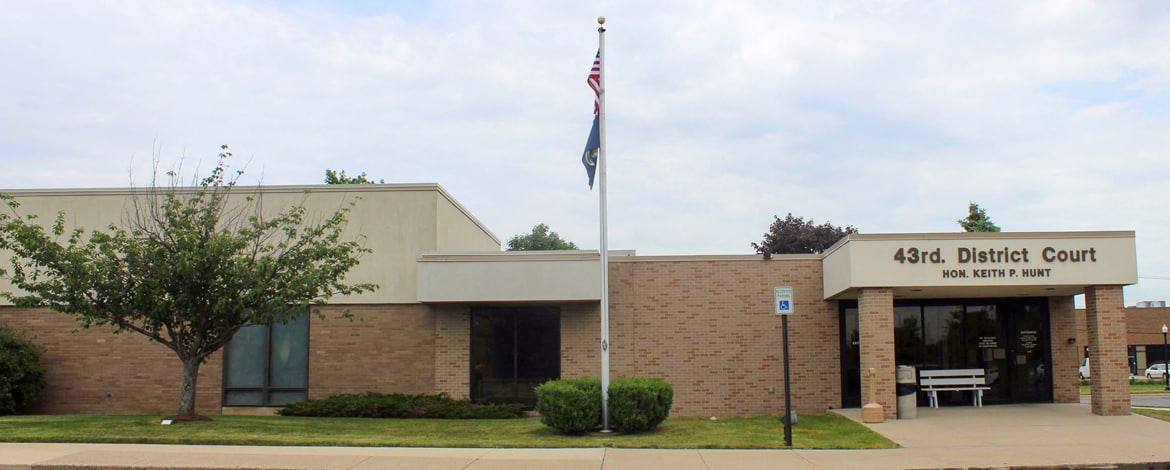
[774, 286, 794, 315]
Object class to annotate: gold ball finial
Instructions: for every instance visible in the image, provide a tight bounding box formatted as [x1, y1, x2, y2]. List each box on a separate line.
[598, 16, 606, 25]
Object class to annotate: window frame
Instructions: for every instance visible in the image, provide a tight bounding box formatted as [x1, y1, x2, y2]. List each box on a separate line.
[221, 313, 310, 407]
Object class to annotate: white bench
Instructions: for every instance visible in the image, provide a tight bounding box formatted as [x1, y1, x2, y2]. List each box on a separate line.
[918, 369, 990, 408]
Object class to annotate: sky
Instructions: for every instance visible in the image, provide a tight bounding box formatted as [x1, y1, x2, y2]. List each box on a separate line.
[1, 0, 1168, 305]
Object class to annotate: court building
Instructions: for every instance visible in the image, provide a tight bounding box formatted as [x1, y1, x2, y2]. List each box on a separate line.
[0, 184, 1141, 418]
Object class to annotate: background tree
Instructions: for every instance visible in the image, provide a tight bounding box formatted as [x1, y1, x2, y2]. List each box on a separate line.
[751, 213, 858, 258]
[324, 169, 382, 184]
[958, 202, 1001, 232]
[506, 223, 579, 251]
[0, 147, 377, 418]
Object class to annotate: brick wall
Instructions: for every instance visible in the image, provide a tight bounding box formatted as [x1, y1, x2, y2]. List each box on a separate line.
[858, 288, 895, 419]
[3, 304, 439, 414]
[560, 303, 601, 378]
[1085, 285, 1130, 416]
[1048, 296, 1079, 403]
[434, 305, 470, 398]
[0, 306, 221, 414]
[605, 257, 838, 416]
[309, 304, 435, 398]
[1116, 307, 1170, 362]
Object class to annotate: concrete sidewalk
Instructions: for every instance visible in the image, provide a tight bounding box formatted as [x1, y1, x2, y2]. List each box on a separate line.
[2, 404, 1170, 470]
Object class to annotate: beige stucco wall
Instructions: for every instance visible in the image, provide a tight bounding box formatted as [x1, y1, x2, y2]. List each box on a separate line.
[435, 193, 500, 252]
[0, 184, 497, 304]
[418, 251, 601, 302]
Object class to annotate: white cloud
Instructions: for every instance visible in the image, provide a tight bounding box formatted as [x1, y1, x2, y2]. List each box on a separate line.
[1, 0, 1168, 301]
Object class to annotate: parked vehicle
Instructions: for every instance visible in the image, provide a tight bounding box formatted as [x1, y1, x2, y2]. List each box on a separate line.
[1145, 363, 1168, 380]
[1079, 358, 1090, 380]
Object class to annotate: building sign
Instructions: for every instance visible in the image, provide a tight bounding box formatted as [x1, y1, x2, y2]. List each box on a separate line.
[892, 245, 1102, 280]
[1019, 330, 1039, 349]
[821, 231, 1137, 299]
[774, 286, 793, 315]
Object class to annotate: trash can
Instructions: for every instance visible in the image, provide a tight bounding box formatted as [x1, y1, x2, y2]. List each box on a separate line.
[896, 365, 917, 419]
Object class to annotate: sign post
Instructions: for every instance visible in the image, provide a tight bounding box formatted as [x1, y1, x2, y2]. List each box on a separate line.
[774, 286, 794, 447]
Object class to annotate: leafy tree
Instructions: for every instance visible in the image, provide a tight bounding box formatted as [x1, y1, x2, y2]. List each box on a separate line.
[0, 146, 377, 417]
[506, 223, 579, 251]
[751, 213, 858, 258]
[324, 169, 383, 184]
[958, 202, 1001, 232]
[0, 325, 45, 415]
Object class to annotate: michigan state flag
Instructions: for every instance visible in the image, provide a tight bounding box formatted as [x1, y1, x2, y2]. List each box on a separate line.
[582, 115, 599, 189]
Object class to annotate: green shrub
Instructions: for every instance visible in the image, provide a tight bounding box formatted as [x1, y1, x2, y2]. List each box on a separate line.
[608, 377, 673, 432]
[0, 325, 45, 415]
[535, 378, 601, 433]
[278, 393, 523, 419]
[536, 377, 673, 434]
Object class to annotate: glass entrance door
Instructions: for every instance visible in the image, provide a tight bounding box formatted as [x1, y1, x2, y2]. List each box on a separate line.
[965, 304, 1010, 404]
[840, 298, 1052, 407]
[1007, 302, 1052, 403]
[470, 307, 560, 407]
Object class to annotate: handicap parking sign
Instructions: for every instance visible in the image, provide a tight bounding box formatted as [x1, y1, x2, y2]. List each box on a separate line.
[773, 286, 794, 315]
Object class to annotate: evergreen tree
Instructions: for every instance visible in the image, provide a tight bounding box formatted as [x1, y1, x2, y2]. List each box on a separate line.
[958, 202, 1001, 232]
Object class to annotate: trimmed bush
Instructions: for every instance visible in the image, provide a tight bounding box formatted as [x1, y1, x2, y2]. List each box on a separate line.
[536, 377, 673, 434]
[535, 378, 601, 433]
[278, 393, 524, 419]
[0, 325, 45, 415]
[608, 378, 673, 432]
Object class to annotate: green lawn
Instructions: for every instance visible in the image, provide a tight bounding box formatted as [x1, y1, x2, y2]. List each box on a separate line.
[0, 413, 896, 449]
[1080, 379, 1170, 395]
[1135, 408, 1170, 421]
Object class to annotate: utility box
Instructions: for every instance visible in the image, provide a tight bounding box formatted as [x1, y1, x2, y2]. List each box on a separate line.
[896, 365, 917, 419]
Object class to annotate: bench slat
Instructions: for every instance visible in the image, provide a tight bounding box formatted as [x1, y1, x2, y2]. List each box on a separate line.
[921, 377, 986, 386]
[919, 369, 985, 377]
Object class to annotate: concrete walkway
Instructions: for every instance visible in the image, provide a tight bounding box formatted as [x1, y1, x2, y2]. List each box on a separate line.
[2, 403, 1170, 470]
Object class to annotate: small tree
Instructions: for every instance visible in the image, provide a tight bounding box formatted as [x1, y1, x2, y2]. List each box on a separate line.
[751, 213, 858, 258]
[506, 223, 579, 251]
[0, 146, 377, 417]
[958, 202, 1001, 232]
[324, 169, 383, 184]
[0, 325, 45, 415]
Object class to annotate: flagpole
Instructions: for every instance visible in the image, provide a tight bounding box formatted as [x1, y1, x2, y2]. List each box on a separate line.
[596, 16, 611, 433]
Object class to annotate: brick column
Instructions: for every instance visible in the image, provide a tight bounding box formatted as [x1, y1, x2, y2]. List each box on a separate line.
[1085, 285, 1130, 416]
[434, 306, 470, 399]
[1048, 296, 1080, 403]
[859, 288, 896, 419]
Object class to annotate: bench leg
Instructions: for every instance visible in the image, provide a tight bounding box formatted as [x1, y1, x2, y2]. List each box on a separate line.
[976, 390, 983, 407]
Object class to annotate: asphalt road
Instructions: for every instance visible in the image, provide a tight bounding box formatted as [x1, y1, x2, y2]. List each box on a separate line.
[1080, 393, 1170, 407]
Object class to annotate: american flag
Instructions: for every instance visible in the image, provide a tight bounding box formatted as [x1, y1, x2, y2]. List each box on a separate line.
[588, 51, 601, 115]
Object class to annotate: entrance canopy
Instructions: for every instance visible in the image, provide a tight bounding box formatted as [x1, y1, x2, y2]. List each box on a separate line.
[822, 231, 1137, 300]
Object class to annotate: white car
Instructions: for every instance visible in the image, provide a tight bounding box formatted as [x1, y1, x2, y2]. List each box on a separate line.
[1078, 358, 1090, 380]
[1145, 363, 1168, 380]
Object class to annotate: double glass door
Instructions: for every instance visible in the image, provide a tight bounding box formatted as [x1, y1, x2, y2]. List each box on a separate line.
[841, 298, 1051, 407]
[470, 307, 560, 407]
